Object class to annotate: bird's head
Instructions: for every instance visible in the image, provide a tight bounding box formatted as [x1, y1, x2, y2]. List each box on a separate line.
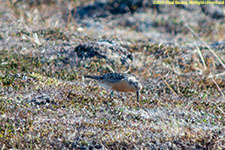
[127, 76, 142, 91]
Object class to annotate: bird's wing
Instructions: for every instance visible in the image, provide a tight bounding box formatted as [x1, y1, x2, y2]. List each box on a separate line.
[84, 75, 101, 80]
[102, 78, 123, 83]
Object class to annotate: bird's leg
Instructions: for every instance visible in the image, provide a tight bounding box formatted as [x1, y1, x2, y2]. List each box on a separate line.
[120, 93, 124, 103]
[136, 91, 139, 102]
[110, 91, 114, 99]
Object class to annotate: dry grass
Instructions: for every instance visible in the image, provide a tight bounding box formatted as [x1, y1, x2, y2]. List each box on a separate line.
[0, 0, 224, 149]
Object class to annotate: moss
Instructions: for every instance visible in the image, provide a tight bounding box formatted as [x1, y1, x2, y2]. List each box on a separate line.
[0, 52, 42, 74]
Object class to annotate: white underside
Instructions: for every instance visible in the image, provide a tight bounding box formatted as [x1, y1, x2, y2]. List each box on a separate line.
[98, 82, 112, 90]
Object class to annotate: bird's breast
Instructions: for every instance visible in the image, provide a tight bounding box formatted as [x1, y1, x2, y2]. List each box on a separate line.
[104, 80, 136, 92]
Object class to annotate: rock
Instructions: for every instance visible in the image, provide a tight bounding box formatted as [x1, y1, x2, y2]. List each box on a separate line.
[74, 40, 133, 66]
[201, 5, 224, 19]
[31, 94, 52, 105]
[74, 0, 155, 19]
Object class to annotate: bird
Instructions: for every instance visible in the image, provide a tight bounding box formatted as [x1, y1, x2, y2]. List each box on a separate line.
[84, 73, 142, 101]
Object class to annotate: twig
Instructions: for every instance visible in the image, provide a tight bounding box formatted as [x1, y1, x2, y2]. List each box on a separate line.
[66, 10, 72, 29]
[214, 72, 225, 78]
[158, 74, 178, 96]
[184, 23, 225, 70]
[211, 100, 225, 115]
[142, 58, 155, 76]
[124, 66, 131, 74]
[194, 41, 207, 71]
[210, 76, 224, 98]
[209, 76, 225, 115]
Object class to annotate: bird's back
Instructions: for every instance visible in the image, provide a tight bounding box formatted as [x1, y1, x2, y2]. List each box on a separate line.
[85, 73, 127, 83]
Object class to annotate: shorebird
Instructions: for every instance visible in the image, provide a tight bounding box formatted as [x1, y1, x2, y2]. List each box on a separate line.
[84, 73, 142, 101]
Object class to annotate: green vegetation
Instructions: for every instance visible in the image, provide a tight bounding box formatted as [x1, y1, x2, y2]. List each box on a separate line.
[0, 0, 224, 149]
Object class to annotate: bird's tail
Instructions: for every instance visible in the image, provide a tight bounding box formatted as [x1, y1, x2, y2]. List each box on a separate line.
[84, 75, 101, 80]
